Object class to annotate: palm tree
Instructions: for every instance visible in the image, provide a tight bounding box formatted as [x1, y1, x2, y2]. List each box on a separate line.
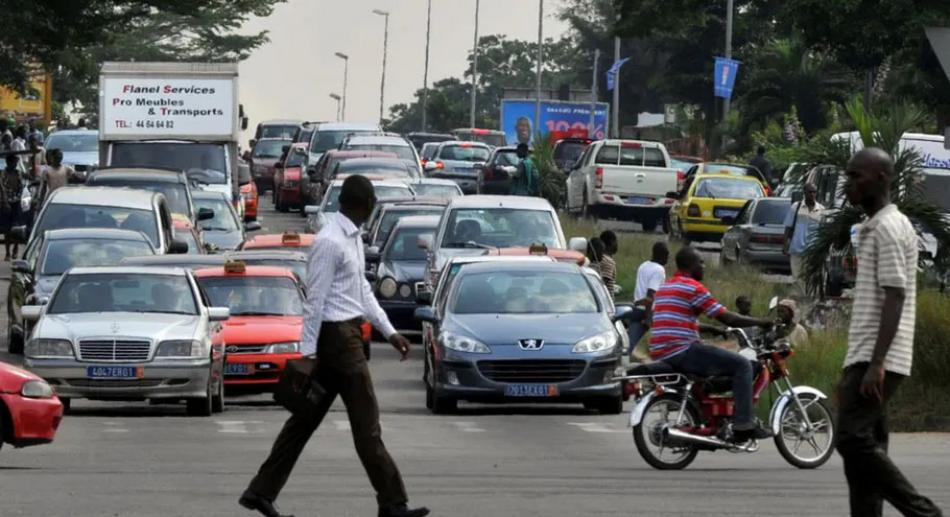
[801, 99, 950, 295]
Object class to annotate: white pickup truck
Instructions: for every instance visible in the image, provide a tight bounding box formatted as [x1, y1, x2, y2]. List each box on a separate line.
[565, 139, 678, 232]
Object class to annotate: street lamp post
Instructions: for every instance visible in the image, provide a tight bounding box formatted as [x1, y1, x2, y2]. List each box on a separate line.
[535, 0, 544, 141]
[372, 9, 390, 126]
[329, 93, 342, 122]
[422, 0, 432, 131]
[334, 52, 349, 121]
[470, 0, 480, 129]
[723, 0, 734, 118]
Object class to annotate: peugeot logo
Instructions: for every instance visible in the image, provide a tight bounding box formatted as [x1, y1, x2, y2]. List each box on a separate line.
[226, 345, 239, 353]
[518, 339, 544, 351]
[110, 322, 120, 334]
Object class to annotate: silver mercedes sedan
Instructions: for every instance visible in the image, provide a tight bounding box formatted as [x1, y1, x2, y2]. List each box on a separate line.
[22, 266, 230, 416]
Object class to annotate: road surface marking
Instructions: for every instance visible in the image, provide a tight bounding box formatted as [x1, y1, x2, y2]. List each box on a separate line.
[566, 422, 625, 433]
[451, 421, 486, 433]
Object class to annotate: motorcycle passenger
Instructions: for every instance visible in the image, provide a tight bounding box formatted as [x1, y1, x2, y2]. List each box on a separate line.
[649, 246, 774, 443]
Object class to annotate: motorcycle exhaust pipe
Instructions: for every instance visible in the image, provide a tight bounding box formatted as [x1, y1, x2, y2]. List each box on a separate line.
[663, 427, 759, 452]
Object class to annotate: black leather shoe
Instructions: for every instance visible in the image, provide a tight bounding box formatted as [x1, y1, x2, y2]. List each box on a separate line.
[239, 490, 295, 517]
[378, 503, 431, 517]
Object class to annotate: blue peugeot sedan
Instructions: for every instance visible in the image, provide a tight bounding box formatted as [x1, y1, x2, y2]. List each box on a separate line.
[415, 260, 627, 414]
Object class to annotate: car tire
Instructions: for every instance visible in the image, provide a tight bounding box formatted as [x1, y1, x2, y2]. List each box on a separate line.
[431, 393, 457, 415]
[61, 398, 71, 414]
[211, 376, 225, 414]
[186, 380, 213, 417]
[581, 192, 594, 221]
[641, 217, 658, 233]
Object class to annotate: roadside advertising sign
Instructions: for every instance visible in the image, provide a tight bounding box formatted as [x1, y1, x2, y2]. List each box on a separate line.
[713, 57, 740, 99]
[500, 99, 609, 147]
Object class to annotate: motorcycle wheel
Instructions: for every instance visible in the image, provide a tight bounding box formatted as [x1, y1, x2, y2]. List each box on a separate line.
[773, 393, 836, 469]
[633, 393, 700, 470]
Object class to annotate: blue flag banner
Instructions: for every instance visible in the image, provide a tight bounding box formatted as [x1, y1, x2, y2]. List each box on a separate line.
[606, 58, 630, 91]
[714, 57, 740, 99]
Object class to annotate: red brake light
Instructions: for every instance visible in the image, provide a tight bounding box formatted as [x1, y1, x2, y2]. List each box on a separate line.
[687, 203, 701, 217]
[435, 161, 445, 170]
[472, 129, 490, 135]
[459, 143, 472, 148]
[621, 141, 642, 149]
[595, 167, 604, 189]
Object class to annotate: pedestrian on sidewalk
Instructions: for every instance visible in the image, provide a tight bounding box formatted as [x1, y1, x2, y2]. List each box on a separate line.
[1, 154, 24, 260]
[835, 148, 943, 517]
[598, 230, 619, 298]
[783, 182, 824, 296]
[240, 175, 430, 517]
[627, 241, 668, 362]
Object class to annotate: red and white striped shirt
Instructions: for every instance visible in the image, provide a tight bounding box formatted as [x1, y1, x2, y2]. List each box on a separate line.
[648, 273, 726, 360]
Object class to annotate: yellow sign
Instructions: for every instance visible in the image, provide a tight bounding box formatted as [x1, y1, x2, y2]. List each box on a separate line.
[0, 72, 53, 125]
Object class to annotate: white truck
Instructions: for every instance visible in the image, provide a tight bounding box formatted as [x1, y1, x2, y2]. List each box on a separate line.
[98, 62, 250, 216]
[565, 139, 678, 232]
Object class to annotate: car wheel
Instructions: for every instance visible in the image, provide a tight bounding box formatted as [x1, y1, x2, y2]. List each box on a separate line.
[641, 217, 658, 233]
[581, 192, 594, 221]
[211, 375, 225, 414]
[61, 398, 71, 414]
[431, 391, 457, 415]
[186, 379, 213, 417]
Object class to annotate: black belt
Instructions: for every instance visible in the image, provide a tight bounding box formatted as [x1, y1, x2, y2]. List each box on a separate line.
[324, 317, 363, 326]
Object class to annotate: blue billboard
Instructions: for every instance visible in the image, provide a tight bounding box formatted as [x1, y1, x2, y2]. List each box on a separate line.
[500, 99, 610, 146]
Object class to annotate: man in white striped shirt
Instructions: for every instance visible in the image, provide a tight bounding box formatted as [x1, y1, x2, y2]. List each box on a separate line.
[242, 175, 429, 517]
[836, 148, 942, 517]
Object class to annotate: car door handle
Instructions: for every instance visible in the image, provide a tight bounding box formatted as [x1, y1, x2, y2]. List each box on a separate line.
[635, 173, 646, 177]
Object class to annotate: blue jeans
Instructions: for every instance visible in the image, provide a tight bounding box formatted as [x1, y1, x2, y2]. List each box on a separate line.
[625, 307, 648, 358]
[663, 344, 755, 429]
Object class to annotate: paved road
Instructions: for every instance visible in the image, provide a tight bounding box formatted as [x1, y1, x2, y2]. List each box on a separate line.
[2, 198, 947, 516]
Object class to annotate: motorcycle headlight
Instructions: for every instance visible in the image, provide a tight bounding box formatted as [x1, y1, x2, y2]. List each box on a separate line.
[441, 331, 491, 354]
[157, 340, 202, 357]
[266, 342, 300, 354]
[379, 277, 398, 298]
[25, 339, 74, 359]
[572, 330, 618, 354]
[21, 379, 54, 399]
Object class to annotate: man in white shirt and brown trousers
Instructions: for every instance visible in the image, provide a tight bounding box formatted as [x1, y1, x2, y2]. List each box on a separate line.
[836, 148, 942, 517]
[241, 175, 429, 517]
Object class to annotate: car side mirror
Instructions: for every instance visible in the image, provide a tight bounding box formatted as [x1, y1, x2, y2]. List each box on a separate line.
[365, 246, 381, 263]
[208, 307, 231, 322]
[568, 236, 587, 253]
[12, 259, 31, 274]
[22, 305, 43, 322]
[365, 271, 377, 283]
[721, 216, 736, 226]
[306, 167, 317, 178]
[204, 242, 219, 253]
[168, 239, 190, 255]
[414, 306, 438, 323]
[244, 221, 262, 232]
[416, 287, 432, 305]
[197, 207, 215, 221]
[613, 304, 634, 322]
[418, 234, 433, 250]
[249, 139, 257, 149]
[423, 161, 439, 172]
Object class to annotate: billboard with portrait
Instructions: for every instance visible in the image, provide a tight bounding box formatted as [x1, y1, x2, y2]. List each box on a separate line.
[499, 99, 609, 146]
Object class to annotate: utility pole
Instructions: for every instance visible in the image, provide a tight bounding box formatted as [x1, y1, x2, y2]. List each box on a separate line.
[611, 36, 620, 138]
[422, 0, 432, 131]
[723, 0, 734, 117]
[334, 52, 349, 121]
[534, 0, 544, 140]
[373, 10, 390, 126]
[470, 0, 480, 128]
[589, 48, 600, 139]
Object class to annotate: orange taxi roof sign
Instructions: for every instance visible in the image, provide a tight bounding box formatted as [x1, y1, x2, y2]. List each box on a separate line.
[224, 260, 246, 274]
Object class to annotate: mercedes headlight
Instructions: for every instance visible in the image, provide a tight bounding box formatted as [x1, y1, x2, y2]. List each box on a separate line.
[21, 379, 54, 399]
[379, 277, 398, 298]
[157, 340, 203, 357]
[25, 339, 74, 359]
[441, 331, 491, 354]
[266, 342, 300, 354]
[572, 330, 618, 354]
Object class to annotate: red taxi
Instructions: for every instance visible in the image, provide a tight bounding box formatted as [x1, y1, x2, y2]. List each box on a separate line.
[195, 262, 304, 389]
[241, 180, 259, 221]
[1, 360, 63, 450]
[239, 231, 315, 251]
[274, 142, 308, 212]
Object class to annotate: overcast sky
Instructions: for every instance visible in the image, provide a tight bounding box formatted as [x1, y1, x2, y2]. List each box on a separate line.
[239, 0, 568, 139]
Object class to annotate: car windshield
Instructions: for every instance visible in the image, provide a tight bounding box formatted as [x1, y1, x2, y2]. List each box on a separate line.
[494, 151, 520, 166]
[336, 160, 415, 179]
[239, 259, 307, 282]
[259, 125, 298, 139]
[454, 131, 506, 147]
[311, 129, 378, 154]
[49, 273, 197, 315]
[37, 204, 160, 248]
[178, 230, 199, 254]
[198, 276, 303, 316]
[386, 227, 431, 261]
[253, 140, 290, 158]
[442, 208, 560, 249]
[752, 201, 791, 225]
[41, 239, 155, 275]
[346, 144, 416, 161]
[194, 197, 240, 232]
[45, 132, 98, 153]
[324, 185, 413, 213]
[111, 143, 228, 184]
[90, 180, 190, 217]
[694, 178, 764, 200]
[554, 142, 587, 164]
[411, 183, 462, 198]
[439, 145, 490, 162]
[451, 270, 598, 314]
[375, 208, 443, 247]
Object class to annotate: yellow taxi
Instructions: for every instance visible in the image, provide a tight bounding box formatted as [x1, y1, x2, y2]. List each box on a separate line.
[668, 173, 767, 242]
[682, 162, 771, 194]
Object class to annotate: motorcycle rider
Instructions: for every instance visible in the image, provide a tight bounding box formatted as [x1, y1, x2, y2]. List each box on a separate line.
[649, 246, 775, 442]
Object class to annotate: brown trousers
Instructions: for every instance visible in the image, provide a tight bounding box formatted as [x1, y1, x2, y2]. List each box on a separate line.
[248, 319, 407, 508]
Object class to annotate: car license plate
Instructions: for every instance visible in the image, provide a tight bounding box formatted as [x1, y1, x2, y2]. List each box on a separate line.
[86, 366, 143, 379]
[714, 208, 739, 218]
[627, 196, 651, 205]
[504, 384, 559, 397]
[225, 363, 255, 376]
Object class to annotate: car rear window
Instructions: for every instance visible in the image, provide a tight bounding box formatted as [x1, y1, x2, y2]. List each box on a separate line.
[694, 178, 764, 200]
[752, 200, 791, 225]
[438, 145, 490, 162]
[345, 144, 416, 161]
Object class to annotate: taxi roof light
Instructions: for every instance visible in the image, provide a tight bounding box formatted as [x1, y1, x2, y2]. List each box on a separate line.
[282, 231, 301, 245]
[528, 242, 548, 256]
[224, 260, 246, 274]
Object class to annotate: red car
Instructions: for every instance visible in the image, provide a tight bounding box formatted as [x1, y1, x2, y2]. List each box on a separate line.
[0, 361, 63, 450]
[239, 231, 315, 251]
[274, 142, 308, 212]
[241, 180, 259, 222]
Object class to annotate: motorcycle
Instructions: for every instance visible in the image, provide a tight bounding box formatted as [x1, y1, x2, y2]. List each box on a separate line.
[615, 317, 836, 470]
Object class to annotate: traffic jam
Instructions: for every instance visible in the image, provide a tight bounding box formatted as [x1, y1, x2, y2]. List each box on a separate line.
[0, 60, 831, 466]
